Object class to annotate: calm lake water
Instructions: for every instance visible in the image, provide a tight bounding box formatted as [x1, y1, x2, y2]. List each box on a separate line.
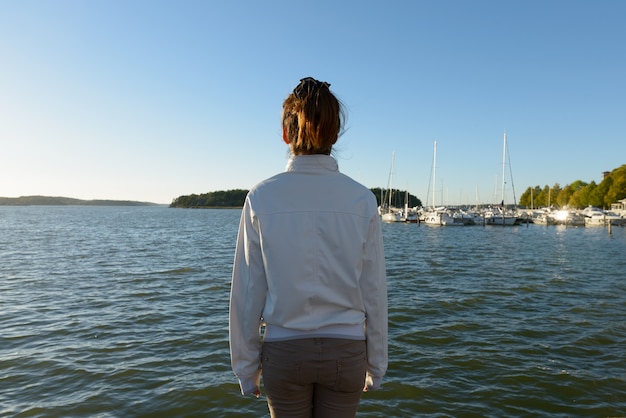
[1, 206, 625, 417]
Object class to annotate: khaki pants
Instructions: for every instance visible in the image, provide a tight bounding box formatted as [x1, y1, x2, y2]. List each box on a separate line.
[261, 338, 367, 418]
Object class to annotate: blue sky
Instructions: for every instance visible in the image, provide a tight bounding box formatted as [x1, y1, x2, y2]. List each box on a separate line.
[2, 1, 624, 205]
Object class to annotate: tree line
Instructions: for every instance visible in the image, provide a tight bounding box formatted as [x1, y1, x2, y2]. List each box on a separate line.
[370, 187, 422, 208]
[0, 196, 156, 206]
[519, 164, 626, 209]
[170, 189, 249, 208]
[170, 188, 422, 208]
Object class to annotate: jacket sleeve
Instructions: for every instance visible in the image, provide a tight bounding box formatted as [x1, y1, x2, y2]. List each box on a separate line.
[361, 212, 388, 390]
[229, 197, 268, 395]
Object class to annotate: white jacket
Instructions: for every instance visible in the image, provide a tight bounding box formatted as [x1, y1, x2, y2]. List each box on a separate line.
[229, 155, 388, 395]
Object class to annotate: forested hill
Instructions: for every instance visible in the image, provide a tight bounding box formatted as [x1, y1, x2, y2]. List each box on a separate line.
[519, 164, 626, 209]
[170, 190, 249, 208]
[170, 188, 421, 208]
[0, 196, 157, 206]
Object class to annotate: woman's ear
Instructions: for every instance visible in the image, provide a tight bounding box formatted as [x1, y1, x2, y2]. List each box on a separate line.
[282, 127, 290, 144]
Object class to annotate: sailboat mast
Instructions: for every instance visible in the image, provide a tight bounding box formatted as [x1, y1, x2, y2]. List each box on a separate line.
[501, 132, 507, 205]
[388, 152, 395, 209]
[432, 141, 437, 209]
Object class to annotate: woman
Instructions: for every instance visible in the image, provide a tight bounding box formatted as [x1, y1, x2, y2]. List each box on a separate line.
[229, 77, 388, 418]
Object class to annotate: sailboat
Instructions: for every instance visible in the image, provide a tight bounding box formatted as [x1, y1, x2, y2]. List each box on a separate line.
[380, 152, 403, 222]
[402, 189, 419, 223]
[422, 141, 469, 226]
[484, 132, 521, 226]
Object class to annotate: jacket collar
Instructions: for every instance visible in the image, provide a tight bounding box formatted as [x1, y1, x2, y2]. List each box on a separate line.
[285, 155, 339, 174]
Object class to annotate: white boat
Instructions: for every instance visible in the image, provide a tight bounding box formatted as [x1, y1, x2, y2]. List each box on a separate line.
[459, 208, 484, 225]
[423, 207, 468, 226]
[582, 206, 626, 227]
[422, 141, 471, 226]
[610, 199, 626, 217]
[381, 208, 404, 223]
[380, 201, 419, 223]
[402, 203, 420, 223]
[484, 206, 519, 226]
[533, 210, 557, 225]
[380, 152, 403, 222]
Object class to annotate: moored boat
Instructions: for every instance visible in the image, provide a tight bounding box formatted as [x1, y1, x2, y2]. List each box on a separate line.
[423, 207, 470, 226]
[483, 206, 519, 226]
[533, 211, 558, 225]
[551, 209, 585, 226]
[582, 206, 626, 227]
[485, 132, 520, 226]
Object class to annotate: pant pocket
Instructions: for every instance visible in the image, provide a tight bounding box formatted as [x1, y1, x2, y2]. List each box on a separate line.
[335, 353, 367, 392]
[262, 342, 302, 388]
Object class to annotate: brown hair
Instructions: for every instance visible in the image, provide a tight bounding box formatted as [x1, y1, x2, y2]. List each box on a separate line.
[282, 77, 345, 155]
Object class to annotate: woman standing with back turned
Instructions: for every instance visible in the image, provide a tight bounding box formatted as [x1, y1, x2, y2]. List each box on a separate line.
[229, 77, 388, 418]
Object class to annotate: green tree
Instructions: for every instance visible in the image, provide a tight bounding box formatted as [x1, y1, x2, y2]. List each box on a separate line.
[519, 187, 530, 207]
[556, 184, 574, 208]
[170, 189, 248, 208]
[570, 181, 596, 208]
[370, 187, 422, 208]
[550, 183, 562, 206]
[603, 164, 626, 208]
[562, 180, 588, 208]
[520, 186, 538, 208]
[592, 178, 612, 208]
[533, 186, 544, 208]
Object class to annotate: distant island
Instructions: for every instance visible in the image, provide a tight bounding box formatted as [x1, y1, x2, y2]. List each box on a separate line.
[170, 189, 249, 208]
[0, 196, 158, 206]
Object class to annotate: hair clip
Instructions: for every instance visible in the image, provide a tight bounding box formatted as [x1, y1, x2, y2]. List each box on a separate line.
[293, 77, 331, 98]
